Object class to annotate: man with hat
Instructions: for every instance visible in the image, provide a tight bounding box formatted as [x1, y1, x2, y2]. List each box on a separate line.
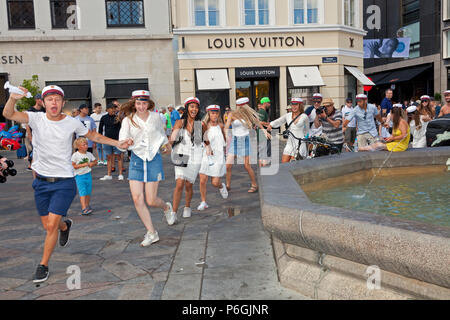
[343, 94, 383, 149]
[25, 93, 45, 173]
[75, 104, 97, 153]
[342, 98, 357, 148]
[313, 98, 345, 151]
[437, 90, 450, 118]
[2, 84, 133, 283]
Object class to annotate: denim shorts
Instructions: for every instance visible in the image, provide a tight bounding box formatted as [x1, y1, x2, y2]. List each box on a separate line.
[128, 152, 164, 183]
[103, 144, 122, 156]
[32, 177, 77, 217]
[75, 172, 93, 197]
[229, 135, 250, 157]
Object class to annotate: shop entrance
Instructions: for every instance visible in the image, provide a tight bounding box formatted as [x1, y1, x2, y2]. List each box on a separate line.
[235, 67, 280, 121]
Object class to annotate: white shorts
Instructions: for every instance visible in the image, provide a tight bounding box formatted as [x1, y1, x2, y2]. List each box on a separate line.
[175, 163, 201, 184]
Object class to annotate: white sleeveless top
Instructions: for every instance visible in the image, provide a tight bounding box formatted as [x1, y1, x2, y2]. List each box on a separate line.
[232, 119, 250, 137]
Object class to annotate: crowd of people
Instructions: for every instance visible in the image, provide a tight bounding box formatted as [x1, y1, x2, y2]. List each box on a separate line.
[2, 81, 450, 284]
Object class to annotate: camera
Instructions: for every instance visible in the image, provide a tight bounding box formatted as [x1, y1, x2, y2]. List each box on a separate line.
[317, 106, 326, 115]
[282, 130, 290, 139]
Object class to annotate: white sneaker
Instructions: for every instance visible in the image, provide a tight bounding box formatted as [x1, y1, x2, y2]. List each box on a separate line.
[118, 175, 124, 181]
[100, 175, 112, 181]
[196, 202, 208, 211]
[219, 183, 229, 199]
[164, 202, 177, 226]
[140, 230, 159, 247]
[183, 207, 192, 218]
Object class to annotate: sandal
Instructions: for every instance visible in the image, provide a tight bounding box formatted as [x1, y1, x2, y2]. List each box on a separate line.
[248, 185, 258, 193]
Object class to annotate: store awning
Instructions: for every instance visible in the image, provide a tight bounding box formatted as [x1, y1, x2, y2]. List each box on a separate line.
[104, 83, 149, 99]
[367, 71, 393, 85]
[288, 67, 325, 87]
[374, 65, 431, 85]
[196, 69, 230, 90]
[345, 67, 375, 86]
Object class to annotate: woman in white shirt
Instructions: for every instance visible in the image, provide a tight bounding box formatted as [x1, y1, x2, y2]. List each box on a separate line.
[118, 90, 174, 247]
[407, 105, 429, 148]
[197, 105, 229, 211]
[268, 98, 310, 163]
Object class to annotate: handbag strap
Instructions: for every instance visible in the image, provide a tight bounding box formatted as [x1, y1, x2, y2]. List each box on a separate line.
[286, 113, 302, 131]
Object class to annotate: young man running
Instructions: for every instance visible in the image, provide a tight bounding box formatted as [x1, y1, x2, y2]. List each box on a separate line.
[2, 85, 132, 283]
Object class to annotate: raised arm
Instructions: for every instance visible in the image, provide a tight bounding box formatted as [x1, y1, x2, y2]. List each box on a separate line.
[2, 88, 30, 123]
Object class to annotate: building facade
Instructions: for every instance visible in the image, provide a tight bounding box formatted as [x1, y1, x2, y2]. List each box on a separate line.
[0, 0, 176, 115]
[172, 0, 370, 119]
[363, 0, 442, 103]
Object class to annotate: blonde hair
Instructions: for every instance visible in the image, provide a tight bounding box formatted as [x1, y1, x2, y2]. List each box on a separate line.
[233, 104, 261, 129]
[73, 137, 88, 149]
[203, 110, 224, 126]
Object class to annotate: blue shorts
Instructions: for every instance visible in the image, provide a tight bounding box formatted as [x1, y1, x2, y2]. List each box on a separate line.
[32, 178, 77, 217]
[75, 172, 93, 197]
[103, 144, 122, 156]
[128, 152, 164, 183]
[229, 135, 250, 157]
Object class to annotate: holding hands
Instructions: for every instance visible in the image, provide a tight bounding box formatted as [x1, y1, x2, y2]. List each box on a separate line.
[117, 138, 134, 150]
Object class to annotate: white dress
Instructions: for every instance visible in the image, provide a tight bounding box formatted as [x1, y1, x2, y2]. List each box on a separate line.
[270, 113, 310, 157]
[172, 125, 203, 184]
[410, 116, 428, 148]
[199, 125, 226, 177]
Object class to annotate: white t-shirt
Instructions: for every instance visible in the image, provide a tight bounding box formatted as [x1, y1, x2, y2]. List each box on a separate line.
[342, 106, 357, 128]
[27, 112, 89, 177]
[71, 151, 96, 176]
[90, 112, 107, 133]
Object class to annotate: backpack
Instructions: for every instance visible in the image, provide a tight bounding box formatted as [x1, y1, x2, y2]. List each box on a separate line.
[426, 114, 450, 147]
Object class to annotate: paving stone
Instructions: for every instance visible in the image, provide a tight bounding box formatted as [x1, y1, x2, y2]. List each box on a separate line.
[0, 277, 27, 291]
[0, 290, 27, 300]
[161, 273, 202, 300]
[98, 240, 130, 258]
[102, 261, 148, 281]
[118, 282, 155, 300]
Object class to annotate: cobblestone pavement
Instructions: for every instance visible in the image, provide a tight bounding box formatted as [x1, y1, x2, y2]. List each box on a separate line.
[0, 148, 308, 300]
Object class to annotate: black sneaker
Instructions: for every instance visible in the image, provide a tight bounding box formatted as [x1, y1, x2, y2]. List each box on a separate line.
[59, 219, 73, 247]
[33, 264, 49, 283]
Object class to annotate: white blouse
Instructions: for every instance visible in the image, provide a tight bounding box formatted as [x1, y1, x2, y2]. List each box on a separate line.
[119, 112, 168, 161]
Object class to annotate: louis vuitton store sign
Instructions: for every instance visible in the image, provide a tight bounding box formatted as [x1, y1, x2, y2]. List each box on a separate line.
[207, 36, 305, 50]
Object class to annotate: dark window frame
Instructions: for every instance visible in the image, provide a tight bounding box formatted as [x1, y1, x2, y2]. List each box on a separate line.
[50, 0, 78, 29]
[401, 0, 420, 26]
[105, 0, 146, 28]
[7, 0, 36, 29]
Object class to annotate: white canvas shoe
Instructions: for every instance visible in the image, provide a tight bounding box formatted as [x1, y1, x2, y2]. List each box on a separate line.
[164, 202, 177, 226]
[118, 175, 124, 181]
[140, 230, 159, 247]
[197, 202, 208, 211]
[219, 183, 229, 199]
[183, 207, 192, 218]
[99, 175, 112, 181]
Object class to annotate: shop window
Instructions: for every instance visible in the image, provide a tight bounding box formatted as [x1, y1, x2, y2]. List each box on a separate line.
[50, 0, 78, 29]
[104, 79, 148, 106]
[243, 0, 270, 25]
[293, 0, 321, 25]
[402, 0, 419, 26]
[344, 71, 357, 105]
[106, 0, 145, 27]
[193, 0, 220, 26]
[7, 0, 35, 29]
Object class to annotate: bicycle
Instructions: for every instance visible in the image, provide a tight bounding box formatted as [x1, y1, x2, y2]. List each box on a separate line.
[282, 130, 342, 162]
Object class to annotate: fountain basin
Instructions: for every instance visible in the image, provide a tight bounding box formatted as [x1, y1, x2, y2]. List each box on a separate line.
[259, 147, 450, 299]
